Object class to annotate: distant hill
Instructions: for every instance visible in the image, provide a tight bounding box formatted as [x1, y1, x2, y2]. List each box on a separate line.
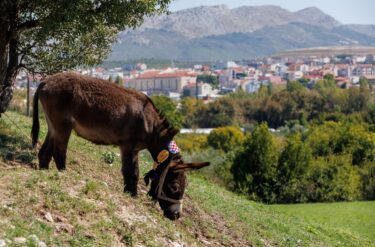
[275, 46, 375, 57]
[108, 5, 375, 61]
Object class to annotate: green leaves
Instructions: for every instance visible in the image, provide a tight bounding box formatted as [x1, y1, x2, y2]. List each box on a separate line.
[6, 0, 172, 74]
[207, 126, 245, 153]
[150, 95, 184, 129]
[232, 123, 279, 202]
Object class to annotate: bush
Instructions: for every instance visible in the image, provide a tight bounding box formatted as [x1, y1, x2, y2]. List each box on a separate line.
[360, 162, 375, 200]
[174, 134, 207, 153]
[207, 126, 245, 152]
[150, 95, 184, 129]
[307, 122, 375, 165]
[179, 97, 205, 128]
[277, 134, 312, 202]
[196, 98, 236, 127]
[231, 123, 279, 203]
[303, 155, 361, 202]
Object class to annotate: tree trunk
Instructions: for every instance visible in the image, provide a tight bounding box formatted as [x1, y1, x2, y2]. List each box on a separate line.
[0, 6, 19, 115]
[0, 21, 9, 115]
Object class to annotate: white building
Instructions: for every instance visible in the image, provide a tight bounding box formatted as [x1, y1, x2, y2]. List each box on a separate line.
[183, 83, 213, 98]
[125, 69, 197, 93]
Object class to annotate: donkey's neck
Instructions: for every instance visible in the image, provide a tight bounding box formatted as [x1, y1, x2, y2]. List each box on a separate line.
[148, 138, 170, 162]
[146, 102, 178, 161]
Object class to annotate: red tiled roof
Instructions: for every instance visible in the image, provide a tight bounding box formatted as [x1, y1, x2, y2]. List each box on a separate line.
[258, 76, 270, 81]
[137, 70, 197, 79]
[303, 75, 322, 79]
[335, 77, 349, 81]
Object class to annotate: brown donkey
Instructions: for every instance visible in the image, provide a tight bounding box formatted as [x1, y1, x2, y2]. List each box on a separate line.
[31, 72, 209, 220]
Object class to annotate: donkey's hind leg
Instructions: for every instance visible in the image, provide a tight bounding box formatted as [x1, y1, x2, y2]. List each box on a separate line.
[38, 132, 54, 169]
[52, 124, 72, 171]
[121, 146, 139, 197]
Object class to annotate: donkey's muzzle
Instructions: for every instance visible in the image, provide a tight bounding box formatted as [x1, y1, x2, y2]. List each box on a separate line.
[164, 203, 181, 220]
[164, 210, 180, 220]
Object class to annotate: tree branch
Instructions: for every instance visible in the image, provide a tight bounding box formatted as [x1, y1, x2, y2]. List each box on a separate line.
[17, 19, 38, 30]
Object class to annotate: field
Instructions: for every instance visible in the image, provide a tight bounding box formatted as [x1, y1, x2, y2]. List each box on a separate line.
[275, 45, 375, 57]
[271, 201, 375, 242]
[0, 110, 374, 246]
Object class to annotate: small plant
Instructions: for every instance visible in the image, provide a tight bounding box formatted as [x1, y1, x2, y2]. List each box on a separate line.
[102, 151, 116, 164]
[122, 233, 134, 246]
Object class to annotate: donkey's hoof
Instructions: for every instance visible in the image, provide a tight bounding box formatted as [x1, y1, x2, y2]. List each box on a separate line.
[124, 187, 138, 197]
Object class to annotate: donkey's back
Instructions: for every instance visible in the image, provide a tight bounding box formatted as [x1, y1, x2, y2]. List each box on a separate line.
[35, 72, 156, 146]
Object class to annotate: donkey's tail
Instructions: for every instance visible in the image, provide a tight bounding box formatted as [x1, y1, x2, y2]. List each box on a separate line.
[31, 82, 46, 147]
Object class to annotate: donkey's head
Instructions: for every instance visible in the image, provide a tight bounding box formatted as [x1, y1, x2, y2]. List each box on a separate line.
[145, 142, 209, 220]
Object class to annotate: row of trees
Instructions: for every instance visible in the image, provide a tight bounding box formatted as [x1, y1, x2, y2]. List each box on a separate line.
[151, 76, 374, 130]
[204, 123, 374, 203]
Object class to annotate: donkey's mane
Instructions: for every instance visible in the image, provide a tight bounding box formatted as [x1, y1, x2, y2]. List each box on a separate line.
[147, 97, 178, 138]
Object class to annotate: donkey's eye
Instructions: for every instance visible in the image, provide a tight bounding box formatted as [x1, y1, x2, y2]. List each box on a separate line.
[169, 183, 180, 193]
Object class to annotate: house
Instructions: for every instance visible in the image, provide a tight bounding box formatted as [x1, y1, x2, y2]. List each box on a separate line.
[213, 61, 238, 70]
[334, 64, 351, 77]
[352, 65, 375, 77]
[136, 63, 147, 71]
[245, 81, 261, 93]
[125, 69, 197, 94]
[183, 83, 213, 98]
[285, 71, 303, 81]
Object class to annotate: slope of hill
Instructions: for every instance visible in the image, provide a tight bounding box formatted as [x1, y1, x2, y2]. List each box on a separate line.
[0, 111, 374, 246]
[109, 5, 375, 61]
[110, 23, 375, 61]
[343, 24, 375, 38]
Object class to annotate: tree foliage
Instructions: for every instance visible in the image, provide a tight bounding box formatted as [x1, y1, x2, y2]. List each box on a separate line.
[196, 74, 219, 88]
[0, 0, 172, 113]
[150, 95, 183, 129]
[232, 123, 279, 202]
[207, 126, 245, 152]
[196, 98, 236, 127]
[179, 97, 204, 128]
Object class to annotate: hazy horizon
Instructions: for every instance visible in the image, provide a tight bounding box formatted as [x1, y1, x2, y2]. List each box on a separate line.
[170, 0, 375, 25]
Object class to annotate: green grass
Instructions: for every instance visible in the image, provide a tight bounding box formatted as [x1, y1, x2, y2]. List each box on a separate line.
[0, 110, 374, 247]
[270, 201, 375, 242]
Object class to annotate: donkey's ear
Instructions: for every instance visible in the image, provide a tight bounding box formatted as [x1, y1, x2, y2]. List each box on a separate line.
[172, 162, 210, 173]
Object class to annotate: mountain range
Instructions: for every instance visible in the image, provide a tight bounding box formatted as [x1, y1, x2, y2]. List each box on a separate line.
[108, 5, 375, 61]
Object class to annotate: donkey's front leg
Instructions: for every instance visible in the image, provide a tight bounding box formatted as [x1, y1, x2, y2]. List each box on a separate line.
[121, 147, 139, 197]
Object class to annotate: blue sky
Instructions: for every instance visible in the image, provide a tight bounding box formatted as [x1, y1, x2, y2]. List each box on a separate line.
[169, 0, 375, 25]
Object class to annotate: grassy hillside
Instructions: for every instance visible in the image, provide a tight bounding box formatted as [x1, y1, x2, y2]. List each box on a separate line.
[0, 111, 374, 247]
[271, 202, 375, 242]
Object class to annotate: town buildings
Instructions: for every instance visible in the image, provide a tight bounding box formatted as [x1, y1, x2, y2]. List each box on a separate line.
[14, 53, 375, 101]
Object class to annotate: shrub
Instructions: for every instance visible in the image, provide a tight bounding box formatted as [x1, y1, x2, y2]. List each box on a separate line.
[174, 134, 207, 153]
[360, 162, 375, 200]
[179, 97, 205, 128]
[196, 98, 236, 127]
[207, 126, 245, 152]
[150, 95, 184, 129]
[277, 134, 312, 202]
[231, 123, 279, 203]
[303, 155, 361, 202]
[307, 122, 375, 165]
